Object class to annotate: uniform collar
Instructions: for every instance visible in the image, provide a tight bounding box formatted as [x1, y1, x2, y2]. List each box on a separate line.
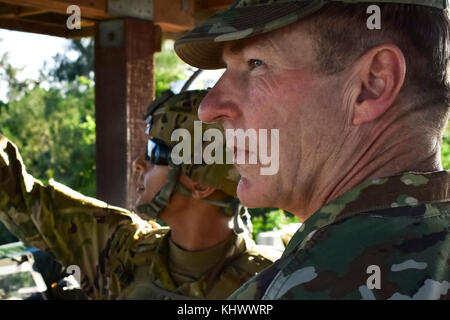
[150, 230, 249, 297]
[168, 233, 237, 279]
[283, 170, 450, 257]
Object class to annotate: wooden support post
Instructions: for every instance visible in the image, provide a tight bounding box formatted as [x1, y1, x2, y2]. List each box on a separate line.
[95, 18, 160, 209]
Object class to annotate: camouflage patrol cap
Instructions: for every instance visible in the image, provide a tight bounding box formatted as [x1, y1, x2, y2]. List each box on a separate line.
[175, 0, 449, 69]
[144, 90, 240, 197]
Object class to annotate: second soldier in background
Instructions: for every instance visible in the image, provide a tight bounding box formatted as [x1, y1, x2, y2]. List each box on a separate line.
[0, 90, 280, 299]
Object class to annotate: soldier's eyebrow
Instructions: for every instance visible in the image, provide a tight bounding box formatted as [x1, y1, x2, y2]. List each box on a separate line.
[221, 36, 279, 67]
[221, 41, 244, 67]
[223, 38, 275, 60]
[239, 37, 275, 54]
[227, 41, 245, 55]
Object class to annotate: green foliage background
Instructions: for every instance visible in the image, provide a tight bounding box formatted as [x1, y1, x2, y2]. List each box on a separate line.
[155, 41, 194, 98]
[442, 126, 450, 169]
[249, 209, 299, 240]
[0, 39, 197, 244]
[0, 81, 96, 196]
[0, 38, 449, 245]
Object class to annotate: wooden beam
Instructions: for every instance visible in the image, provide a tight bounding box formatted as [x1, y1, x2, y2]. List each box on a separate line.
[196, 0, 232, 11]
[22, 12, 95, 28]
[0, 0, 110, 20]
[16, 9, 48, 17]
[154, 0, 196, 32]
[0, 0, 204, 36]
[95, 19, 159, 208]
[0, 18, 94, 38]
[0, 4, 48, 18]
[194, 0, 232, 24]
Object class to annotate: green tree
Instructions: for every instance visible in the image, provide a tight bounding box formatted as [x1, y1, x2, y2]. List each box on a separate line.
[0, 52, 36, 102]
[155, 40, 193, 97]
[44, 38, 94, 82]
[0, 81, 96, 244]
[442, 125, 450, 169]
[43, 38, 192, 97]
[251, 209, 299, 241]
[0, 79, 96, 195]
[0, 38, 193, 244]
[0, 49, 96, 244]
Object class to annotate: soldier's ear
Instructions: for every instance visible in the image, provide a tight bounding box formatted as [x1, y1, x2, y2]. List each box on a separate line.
[191, 183, 216, 200]
[352, 44, 406, 125]
[178, 173, 216, 199]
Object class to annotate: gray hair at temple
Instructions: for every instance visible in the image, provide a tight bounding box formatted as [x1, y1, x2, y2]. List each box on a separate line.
[300, 3, 450, 137]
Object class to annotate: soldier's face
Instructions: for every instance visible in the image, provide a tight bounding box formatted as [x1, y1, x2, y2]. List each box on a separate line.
[199, 24, 345, 214]
[132, 154, 169, 209]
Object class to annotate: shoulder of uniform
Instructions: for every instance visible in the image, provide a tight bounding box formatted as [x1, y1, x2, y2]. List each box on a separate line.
[131, 227, 170, 253]
[249, 244, 283, 262]
[229, 248, 279, 277]
[229, 235, 282, 276]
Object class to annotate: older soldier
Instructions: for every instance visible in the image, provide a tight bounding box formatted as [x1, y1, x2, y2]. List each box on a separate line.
[0, 90, 279, 300]
[174, 1, 450, 299]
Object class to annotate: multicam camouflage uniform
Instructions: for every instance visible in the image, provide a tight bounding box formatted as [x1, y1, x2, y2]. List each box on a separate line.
[0, 90, 280, 300]
[173, 0, 450, 299]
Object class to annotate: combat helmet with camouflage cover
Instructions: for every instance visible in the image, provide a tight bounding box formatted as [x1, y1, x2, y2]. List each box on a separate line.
[174, 0, 449, 69]
[144, 89, 239, 196]
[136, 89, 250, 233]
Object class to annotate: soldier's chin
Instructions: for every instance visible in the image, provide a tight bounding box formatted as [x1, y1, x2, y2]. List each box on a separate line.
[134, 189, 158, 206]
[237, 177, 268, 208]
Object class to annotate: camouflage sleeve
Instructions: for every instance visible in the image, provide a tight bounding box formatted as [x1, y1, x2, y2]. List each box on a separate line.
[0, 135, 154, 299]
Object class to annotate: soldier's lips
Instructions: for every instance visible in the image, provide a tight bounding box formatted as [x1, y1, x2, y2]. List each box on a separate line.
[231, 146, 252, 164]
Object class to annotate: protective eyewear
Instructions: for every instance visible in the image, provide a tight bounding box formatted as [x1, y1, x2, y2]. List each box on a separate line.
[145, 139, 171, 165]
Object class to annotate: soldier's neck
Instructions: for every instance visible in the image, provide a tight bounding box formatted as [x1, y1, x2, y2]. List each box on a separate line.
[290, 129, 443, 222]
[162, 196, 234, 251]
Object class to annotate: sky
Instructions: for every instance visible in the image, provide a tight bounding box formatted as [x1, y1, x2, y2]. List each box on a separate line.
[0, 29, 72, 100]
[0, 29, 223, 101]
[0, 29, 71, 79]
[0, 29, 69, 101]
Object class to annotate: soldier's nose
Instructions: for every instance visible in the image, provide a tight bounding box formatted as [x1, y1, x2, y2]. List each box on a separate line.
[199, 84, 241, 124]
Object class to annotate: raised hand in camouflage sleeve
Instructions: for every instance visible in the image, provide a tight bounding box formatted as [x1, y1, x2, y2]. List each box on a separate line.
[175, 0, 450, 299]
[0, 89, 280, 300]
[0, 134, 154, 299]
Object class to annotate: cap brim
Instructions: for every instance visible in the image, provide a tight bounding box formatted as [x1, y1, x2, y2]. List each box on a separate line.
[174, 1, 327, 69]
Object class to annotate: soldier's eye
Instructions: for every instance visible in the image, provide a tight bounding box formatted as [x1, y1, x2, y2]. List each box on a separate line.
[249, 59, 264, 70]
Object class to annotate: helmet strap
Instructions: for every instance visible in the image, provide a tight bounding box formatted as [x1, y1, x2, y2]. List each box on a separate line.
[137, 164, 250, 235]
[136, 161, 181, 219]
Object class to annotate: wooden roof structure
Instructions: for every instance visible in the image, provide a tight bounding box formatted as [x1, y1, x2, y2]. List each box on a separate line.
[0, 0, 232, 39]
[0, 0, 234, 209]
